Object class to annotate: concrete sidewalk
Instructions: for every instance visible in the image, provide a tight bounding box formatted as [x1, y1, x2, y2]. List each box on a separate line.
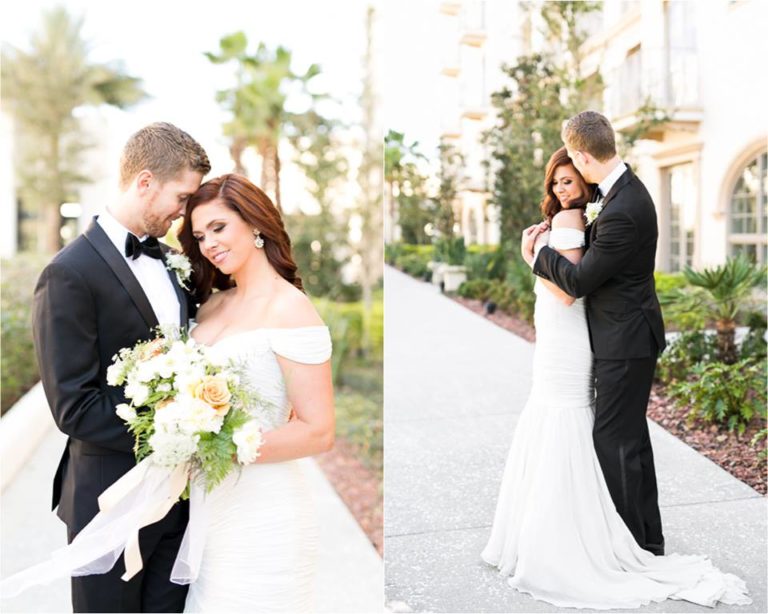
[1, 407, 383, 612]
[384, 266, 766, 614]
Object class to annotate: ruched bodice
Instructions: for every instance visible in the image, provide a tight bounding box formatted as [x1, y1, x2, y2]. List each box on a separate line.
[184, 326, 331, 613]
[202, 326, 332, 430]
[531, 228, 592, 408]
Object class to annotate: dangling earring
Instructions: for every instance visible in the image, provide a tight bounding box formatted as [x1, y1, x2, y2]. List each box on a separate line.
[253, 228, 265, 249]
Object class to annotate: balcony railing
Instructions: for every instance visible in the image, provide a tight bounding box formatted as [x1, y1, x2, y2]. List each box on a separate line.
[608, 46, 701, 133]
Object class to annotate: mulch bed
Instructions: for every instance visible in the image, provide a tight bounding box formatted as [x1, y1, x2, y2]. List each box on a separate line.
[450, 293, 767, 495]
[647, 386, 767, 495]
[316, 438, 383, 556]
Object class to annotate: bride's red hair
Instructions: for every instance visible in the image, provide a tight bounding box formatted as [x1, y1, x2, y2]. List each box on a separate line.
[178, 174, 303, 303]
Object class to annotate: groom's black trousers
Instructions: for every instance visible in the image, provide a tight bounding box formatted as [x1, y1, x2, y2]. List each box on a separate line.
[593, 353, 665, 555]
[68, 501, 188, 613]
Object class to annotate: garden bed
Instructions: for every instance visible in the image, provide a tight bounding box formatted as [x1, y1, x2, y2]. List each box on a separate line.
[647, 386, 766, 495]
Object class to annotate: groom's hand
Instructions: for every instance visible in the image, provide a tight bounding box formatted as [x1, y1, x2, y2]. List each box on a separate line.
[521, 222, 549, 267]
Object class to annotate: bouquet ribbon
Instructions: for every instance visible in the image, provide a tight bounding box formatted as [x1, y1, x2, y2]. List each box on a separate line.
[1, 456, 190, 598]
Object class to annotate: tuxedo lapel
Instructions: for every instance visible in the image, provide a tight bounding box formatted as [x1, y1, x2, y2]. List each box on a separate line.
[600, 165, 634, 210]
[83, 217, 159, 329]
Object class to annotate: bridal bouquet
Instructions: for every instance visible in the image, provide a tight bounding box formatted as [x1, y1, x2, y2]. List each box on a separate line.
[0, 326, 274, 596]
[107, 325, 268, 494]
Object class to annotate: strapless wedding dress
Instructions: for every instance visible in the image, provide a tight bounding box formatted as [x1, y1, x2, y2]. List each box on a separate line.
[183, 326, 331, 613]
[481, 228, 750, 609]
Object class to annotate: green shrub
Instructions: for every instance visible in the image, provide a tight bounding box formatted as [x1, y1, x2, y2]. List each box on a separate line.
[751, 428, 768, 459]
[656, 331, 719, 385]
[433, 236, 466, 265]
[384, 243, 401, 265]
[669, 358, 767, 434]
[313, 298, 383, 384]
[457, 279, 494, 300]
[1, 254, 48, 415]
[506, 257, 536, 323]
[654, 271, 687, 294]
[397, 254, 429, 279]
[334, 388, 382, 474]
[464, 246, 506, 281]
[399, 244, 433, 258]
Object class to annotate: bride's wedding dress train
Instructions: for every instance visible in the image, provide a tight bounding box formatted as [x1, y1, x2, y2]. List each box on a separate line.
[481, 228, 750, 609]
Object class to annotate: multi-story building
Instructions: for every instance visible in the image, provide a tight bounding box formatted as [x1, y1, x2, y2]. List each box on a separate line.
[437, 0, 524, 245]
[582, 0, 767, 270]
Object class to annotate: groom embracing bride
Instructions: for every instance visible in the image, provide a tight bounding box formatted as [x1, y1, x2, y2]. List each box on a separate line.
[481, 111, 750, 609]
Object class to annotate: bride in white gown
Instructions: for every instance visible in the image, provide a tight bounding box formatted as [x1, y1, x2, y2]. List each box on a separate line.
[179, 173, 335, 612]
[481, 149, 751, 609]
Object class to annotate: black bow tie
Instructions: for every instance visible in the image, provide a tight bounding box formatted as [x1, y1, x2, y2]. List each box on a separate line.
[125, 234, 163, 260]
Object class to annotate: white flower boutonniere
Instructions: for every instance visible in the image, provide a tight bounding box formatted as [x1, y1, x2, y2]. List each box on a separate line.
[584, 200, 604, 227]
[165, 253, 192, 290]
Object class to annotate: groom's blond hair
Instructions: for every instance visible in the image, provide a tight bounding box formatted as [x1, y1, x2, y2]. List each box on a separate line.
[119, 122, 211, 189]
[561, 111, 616, 162]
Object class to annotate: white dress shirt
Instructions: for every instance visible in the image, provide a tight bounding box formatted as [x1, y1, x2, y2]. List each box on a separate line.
[596, 160, 628, 199]
[97, 209, 181, 326]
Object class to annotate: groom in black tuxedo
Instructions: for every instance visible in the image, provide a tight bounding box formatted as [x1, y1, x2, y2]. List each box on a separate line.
[32, 122, 210, 612]
[522, 111, 666, 556]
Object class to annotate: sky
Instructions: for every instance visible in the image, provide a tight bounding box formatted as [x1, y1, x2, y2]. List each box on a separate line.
[380, 0, 443, 160]
[1, 0, 373, 212]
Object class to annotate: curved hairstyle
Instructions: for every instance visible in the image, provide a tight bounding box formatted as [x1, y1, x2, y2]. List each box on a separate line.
[540, 146, 593, 222]
[179, 174, 303, 302]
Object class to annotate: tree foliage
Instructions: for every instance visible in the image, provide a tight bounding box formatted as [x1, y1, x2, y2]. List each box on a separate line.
[485, 1, 602, 247]
[1, 6, 146, 253]
[384, 130, 432, 244]
[205, 33, 322, 211]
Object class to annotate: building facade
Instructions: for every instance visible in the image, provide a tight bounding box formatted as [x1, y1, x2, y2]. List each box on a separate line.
[437, 0, 525, 246]
[580, 0, 767, 270]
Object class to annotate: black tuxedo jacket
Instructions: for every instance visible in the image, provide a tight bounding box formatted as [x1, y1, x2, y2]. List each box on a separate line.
[533, 166, 666, 360]
[32, 217, 195, 532]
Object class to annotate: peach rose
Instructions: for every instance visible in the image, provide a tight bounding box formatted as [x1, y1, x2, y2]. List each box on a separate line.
[194, 376, 232, 414]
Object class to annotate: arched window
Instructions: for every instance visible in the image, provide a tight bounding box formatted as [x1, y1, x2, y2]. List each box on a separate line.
[729, 150, 767, 264]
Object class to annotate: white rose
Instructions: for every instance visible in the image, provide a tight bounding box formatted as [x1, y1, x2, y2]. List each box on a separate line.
[115, 403, 137, 423]
[106, 362, 123, 386]
[135, 360, 159, 383]
[124, 381, 150, 406]
[232, 420, 263, 465]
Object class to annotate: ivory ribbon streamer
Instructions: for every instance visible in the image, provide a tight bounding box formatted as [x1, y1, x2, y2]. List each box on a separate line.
[0, 456, 189, 598]
[118, 462, 188, 580]
[170, 480, 208, 585]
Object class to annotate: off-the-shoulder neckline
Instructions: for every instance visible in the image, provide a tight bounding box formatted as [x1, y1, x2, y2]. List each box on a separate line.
[192, 325, 329, 348]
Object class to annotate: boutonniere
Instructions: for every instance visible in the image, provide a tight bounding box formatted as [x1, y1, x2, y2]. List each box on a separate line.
[165, 253, 192, 290]
[584, 200, 604, 227]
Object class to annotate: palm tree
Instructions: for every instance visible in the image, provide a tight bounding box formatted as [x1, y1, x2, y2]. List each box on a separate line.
[1, 6, 146, 254]
[205, 33, 321, 211]
[683, 255, 766, 364]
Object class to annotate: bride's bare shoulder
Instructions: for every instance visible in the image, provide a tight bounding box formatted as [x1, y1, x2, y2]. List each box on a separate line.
[552, 208, 585, 230]
[268, 282, 325, 329]
[196, 288, 233, 323]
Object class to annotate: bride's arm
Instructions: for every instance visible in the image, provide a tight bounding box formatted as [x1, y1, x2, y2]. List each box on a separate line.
[252, 289, 335, 463]
[254, 357, 335, 463]
[539, 209, 584, 306]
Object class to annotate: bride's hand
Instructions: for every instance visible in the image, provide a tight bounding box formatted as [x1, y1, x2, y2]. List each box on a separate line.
[521, 222, 549, 266]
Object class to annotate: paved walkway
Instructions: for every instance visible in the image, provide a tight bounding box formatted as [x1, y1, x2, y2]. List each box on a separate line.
[384, 266, 766, 613]
[1, 406, 383, 612]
